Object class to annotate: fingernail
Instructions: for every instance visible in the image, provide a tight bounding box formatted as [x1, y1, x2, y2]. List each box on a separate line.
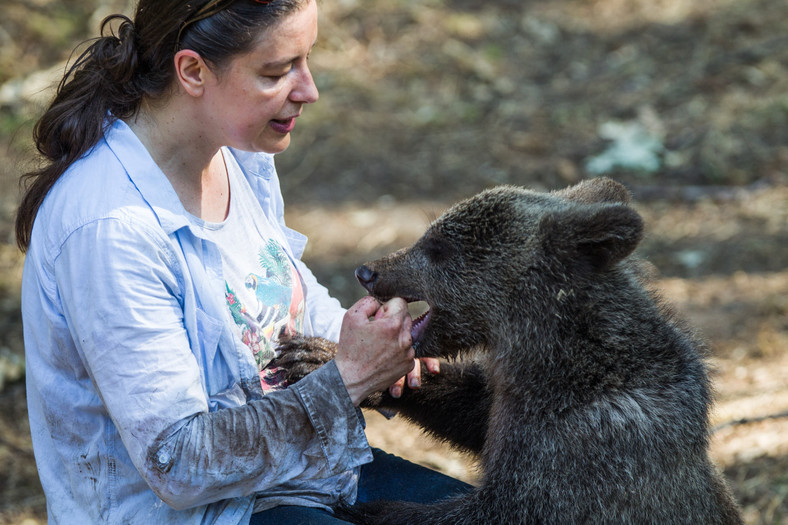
[391, 386, 401, 398]
[409, 377, 420, 389]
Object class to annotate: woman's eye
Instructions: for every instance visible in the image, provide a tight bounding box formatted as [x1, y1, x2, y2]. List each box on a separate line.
[264, 72, 287, 80]
[262, 67, 291, 80]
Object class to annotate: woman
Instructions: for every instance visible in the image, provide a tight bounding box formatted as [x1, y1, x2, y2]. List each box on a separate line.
[16, 0, 469, 523]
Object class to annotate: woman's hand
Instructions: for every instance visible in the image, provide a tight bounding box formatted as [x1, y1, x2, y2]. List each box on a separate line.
[334, 296, 416, 406]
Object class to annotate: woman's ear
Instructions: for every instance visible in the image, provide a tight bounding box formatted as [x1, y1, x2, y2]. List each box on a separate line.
[173, 49, 211, 97]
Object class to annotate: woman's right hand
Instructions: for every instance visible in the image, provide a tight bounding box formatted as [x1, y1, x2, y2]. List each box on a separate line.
[333, 296, 415, 406]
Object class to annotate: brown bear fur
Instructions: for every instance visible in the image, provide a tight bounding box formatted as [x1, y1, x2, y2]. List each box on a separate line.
[275, 178, 743, 524]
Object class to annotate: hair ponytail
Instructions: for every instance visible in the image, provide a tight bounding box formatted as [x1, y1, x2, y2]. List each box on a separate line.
[15, 14, 147, 251]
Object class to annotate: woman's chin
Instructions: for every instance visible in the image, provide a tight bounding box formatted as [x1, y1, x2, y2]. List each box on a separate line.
[250, 134, 292, 155]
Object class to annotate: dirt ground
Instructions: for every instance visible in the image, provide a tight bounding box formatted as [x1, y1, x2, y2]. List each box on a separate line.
[0, 0, 786, 523]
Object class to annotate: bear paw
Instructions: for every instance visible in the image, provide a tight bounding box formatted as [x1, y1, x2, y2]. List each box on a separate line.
[272, 334, 338, 384]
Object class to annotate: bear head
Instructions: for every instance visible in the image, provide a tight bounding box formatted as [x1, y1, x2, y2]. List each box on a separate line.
[355, 177, 644, 359]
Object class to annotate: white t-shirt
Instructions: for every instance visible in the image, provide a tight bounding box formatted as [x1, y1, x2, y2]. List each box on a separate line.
[195, 149, 306, 391]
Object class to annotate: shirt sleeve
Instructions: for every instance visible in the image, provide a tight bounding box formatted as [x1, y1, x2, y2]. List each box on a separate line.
[54, 217, 370, 510]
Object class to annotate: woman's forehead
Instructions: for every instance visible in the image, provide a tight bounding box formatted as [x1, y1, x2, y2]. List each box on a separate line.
[243, 0, 318, 64]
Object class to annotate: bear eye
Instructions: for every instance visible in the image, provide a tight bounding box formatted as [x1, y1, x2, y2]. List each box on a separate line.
[421, 235, 457, 263]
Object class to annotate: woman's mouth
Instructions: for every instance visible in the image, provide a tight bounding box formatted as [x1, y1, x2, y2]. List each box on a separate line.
[270, 117, 296, 134]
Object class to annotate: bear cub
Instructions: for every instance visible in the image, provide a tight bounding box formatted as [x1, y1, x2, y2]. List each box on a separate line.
[275, 178, 742, 524]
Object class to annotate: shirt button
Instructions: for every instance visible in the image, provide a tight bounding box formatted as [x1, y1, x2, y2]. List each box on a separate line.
[157, 451, 171, 465]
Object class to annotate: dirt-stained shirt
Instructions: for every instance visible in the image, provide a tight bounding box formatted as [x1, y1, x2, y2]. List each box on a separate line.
[21, 118, 373, 524]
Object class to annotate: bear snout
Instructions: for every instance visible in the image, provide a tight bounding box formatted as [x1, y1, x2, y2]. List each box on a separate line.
[354, 265, 378, 293]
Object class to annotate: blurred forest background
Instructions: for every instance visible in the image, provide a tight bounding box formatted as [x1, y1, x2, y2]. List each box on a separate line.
[0, 0, 786, 523]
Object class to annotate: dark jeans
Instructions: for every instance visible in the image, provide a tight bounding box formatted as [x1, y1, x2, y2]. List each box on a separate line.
[249, 448, 472, 524]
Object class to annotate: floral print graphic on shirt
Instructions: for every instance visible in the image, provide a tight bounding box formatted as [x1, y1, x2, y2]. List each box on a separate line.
[225, 239, 305, 391]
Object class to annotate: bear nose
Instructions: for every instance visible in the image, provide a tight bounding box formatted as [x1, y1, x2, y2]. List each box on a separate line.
[354, 265, 378, 292]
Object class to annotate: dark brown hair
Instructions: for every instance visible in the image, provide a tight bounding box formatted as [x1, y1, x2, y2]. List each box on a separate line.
[15, 0, 306, 251]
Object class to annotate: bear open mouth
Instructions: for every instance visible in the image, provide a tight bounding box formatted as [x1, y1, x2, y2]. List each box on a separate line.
[407, 300, 431, 345]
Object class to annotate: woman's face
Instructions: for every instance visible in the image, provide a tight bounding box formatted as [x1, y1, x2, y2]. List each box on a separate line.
[201, 0, 319, 154]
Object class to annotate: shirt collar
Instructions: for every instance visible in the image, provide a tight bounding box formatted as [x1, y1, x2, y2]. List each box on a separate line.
[104, 118, 275, 235]
[104, 118, 192, 235]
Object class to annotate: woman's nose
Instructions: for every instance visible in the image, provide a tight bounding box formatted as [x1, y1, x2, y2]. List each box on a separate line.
[292, 66, 319, 104]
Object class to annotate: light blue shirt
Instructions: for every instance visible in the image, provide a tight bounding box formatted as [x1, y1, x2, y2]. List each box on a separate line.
[22, 118, 373, 524]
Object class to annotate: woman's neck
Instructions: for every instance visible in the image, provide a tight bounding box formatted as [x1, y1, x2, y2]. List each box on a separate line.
[125, 102, 231, 222]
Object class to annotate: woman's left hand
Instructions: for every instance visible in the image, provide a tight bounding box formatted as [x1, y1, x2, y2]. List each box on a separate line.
[388, 357, 440, 398]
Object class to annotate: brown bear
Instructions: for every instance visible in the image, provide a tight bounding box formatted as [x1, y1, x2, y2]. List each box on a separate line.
[274, 178, 743, 524]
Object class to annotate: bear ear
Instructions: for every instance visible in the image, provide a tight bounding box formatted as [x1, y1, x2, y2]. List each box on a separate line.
[541, 203, 644, 272]
[555, 177, 631, 205]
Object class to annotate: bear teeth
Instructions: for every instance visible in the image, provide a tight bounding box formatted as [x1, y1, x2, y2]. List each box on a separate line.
[407, 300, 430, 320]
[409, 301, 431, 343]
